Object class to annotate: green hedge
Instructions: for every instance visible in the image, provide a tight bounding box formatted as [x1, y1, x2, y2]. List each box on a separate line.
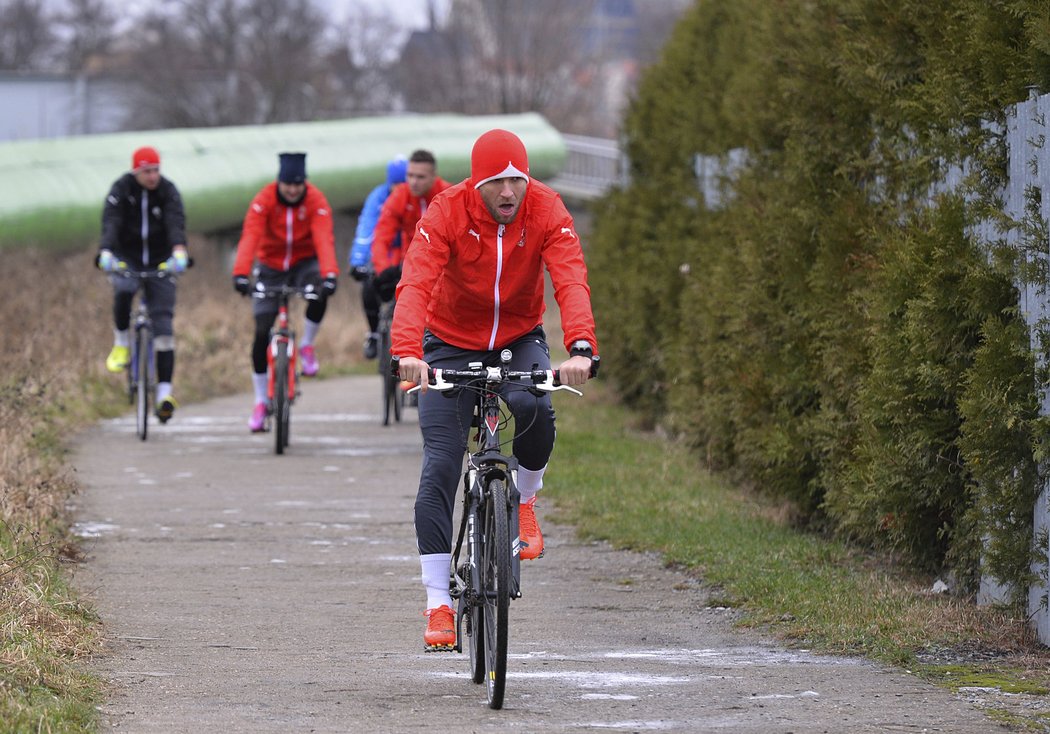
[590, 0, 1050, 598]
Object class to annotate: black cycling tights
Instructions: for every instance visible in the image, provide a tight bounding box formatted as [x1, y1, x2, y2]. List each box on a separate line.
[251, 298, 327, 374]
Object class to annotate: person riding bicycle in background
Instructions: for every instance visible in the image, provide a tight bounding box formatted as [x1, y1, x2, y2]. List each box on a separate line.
[97, 145, 189, 423]
[232, 152, 339, 433]
[392, 129, 599, 650]
[348, 155, 407, 359]
[370, 149, 450, 304]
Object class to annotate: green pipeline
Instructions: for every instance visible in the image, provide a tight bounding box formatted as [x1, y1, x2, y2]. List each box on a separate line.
[0, 113, 566, 251]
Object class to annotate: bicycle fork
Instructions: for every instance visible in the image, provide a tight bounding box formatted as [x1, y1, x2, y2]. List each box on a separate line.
[266, 308, 297, 403]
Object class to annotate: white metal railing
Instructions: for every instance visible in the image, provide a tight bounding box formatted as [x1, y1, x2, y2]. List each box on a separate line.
[550, 134, 626, 199]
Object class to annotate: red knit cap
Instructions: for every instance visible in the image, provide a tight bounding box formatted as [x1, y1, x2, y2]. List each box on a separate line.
[470, 129, 529, 188]
[131, 146, 160, 171]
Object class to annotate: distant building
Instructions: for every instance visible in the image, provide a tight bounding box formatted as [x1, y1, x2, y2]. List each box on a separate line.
[0, 72, 129, 141]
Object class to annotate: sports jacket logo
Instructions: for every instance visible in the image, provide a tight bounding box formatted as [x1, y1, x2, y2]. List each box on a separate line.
[561, 227, 576, 238]
[419, 227, 431, 243]
[468, 229, 480, 241]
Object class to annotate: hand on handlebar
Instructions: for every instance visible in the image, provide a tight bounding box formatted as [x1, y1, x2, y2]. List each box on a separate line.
[165, 247, 189, 273]
[321, 274, 338, 297]
[233, 275, 251, 296]
[394, 356, 430, 394]
[98, 249, 126, 272]
[556, 355, 594, 387]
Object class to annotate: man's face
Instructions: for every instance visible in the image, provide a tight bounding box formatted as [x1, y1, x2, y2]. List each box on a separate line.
[134, 166, 161, 191]
[478, 177, 527, 224]
[278, 181, 306, 203]
[406, 161, 436, 198]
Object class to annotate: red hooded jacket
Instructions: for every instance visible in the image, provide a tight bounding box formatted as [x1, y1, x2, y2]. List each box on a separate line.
[370, 177, 450, 272]
[233, 182, 339, 277]
[391, 178, 598, 358]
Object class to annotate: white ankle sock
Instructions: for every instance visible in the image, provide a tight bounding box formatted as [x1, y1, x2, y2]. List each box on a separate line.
[252, 372, 268, 405]
[302, 318, 321, 347]
[518, 465, 546, 504]
[420, 553, 452, 609]
[114, 329, 130, 348]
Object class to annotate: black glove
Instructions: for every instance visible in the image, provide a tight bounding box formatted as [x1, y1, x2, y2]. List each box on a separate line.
[233, 275, 251, 295]
[374, 265, 401, 301]
[349, 266, 369, 282]
[322, 275, 338, 297]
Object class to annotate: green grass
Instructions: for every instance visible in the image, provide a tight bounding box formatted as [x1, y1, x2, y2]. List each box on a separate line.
[545, 383, 1047, 675]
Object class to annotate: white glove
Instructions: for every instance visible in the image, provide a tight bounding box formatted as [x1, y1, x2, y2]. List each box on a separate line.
[166, 249, 189, 273]
[98, 249, 120, 272]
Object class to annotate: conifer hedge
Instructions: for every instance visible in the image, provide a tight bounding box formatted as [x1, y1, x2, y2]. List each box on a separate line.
[589, 0, 1050, 598]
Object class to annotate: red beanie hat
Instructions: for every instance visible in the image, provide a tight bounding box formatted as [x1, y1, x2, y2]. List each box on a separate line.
[131, 146, 160, 171]
[470, 129, 529, 188]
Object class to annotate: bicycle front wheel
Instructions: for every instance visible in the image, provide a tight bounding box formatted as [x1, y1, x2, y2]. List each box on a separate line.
[379, 324, 397, 426]
[135, 327, 150, 441]
[480, 478, 511, 709]
[274, 341, 290, 454]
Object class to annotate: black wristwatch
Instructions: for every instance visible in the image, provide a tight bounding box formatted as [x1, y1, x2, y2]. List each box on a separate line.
[569, 340, 593, 358]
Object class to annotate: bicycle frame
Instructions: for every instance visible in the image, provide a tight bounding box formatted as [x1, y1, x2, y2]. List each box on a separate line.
[457, 381, 523, 605]
[267, 295, 298, 407]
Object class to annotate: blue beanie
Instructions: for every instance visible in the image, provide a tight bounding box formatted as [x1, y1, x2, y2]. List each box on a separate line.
[278, 152, 307, 183]
[387, 156, 408, 185]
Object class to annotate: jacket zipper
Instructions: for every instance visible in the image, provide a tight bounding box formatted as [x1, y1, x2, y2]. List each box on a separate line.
[488, 224, 504, 350]
[283, 207, 293, 270]
[140, 191, 149, 266]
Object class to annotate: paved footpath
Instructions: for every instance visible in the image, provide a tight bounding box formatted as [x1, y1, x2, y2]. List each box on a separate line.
[71, 375, 1010, 733]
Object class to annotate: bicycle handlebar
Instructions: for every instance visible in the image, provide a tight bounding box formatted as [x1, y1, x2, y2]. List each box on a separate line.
[111, 266, 176, 280]
[416, 367, 583, 396]
[251, 283, 321, 301]
[392, 352, 599, 397]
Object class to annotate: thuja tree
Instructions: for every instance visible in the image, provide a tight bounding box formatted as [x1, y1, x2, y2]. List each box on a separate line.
[588, 0, 1050, 595]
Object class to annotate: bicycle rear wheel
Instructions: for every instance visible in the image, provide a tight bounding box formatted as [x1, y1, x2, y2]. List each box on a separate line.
[274, 341, 290, 454]
[135, 327, 150, 441]
[480, 478, 511, 709]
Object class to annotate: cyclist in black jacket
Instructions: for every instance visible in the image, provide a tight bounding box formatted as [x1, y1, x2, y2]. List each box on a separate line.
[97, 146, 189, 423]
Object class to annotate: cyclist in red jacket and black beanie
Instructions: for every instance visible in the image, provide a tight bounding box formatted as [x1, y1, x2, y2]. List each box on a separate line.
[232, 152, 339, 433]
[392, 129, 599, 650]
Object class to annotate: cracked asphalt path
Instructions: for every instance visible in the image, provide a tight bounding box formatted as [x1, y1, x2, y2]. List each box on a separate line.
[71, 375, 1008, 732]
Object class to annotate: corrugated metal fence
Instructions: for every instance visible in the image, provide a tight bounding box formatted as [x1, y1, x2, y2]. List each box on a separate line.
[974, 91, 1050, 643]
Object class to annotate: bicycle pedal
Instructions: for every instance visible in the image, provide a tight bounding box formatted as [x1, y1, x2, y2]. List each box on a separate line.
[423, 643, 456, 653]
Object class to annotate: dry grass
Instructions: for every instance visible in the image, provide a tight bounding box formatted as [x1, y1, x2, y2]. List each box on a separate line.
[0, 226, 370, 730]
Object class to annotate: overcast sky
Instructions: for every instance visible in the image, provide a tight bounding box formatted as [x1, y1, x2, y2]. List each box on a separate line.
[315, 0, 448, 28]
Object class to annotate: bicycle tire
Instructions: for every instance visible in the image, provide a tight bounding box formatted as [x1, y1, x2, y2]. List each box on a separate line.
[379, 323, 395, 426]
[480, 478, 510, 709]
[126, 355, 135, 405]
[135, 326, 150, 441]
[465, 520, 486, 684]
[274, 341, 289, 454]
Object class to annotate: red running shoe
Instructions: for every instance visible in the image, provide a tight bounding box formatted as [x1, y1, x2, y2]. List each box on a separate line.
[423, 605, 456, 651]
[518, 497, 544, 560]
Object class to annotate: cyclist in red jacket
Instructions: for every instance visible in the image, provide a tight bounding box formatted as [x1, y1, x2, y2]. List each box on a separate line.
[392, 129, 599, 650]
[232, 152, 339, 432]
[370, 149, 450, 301]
